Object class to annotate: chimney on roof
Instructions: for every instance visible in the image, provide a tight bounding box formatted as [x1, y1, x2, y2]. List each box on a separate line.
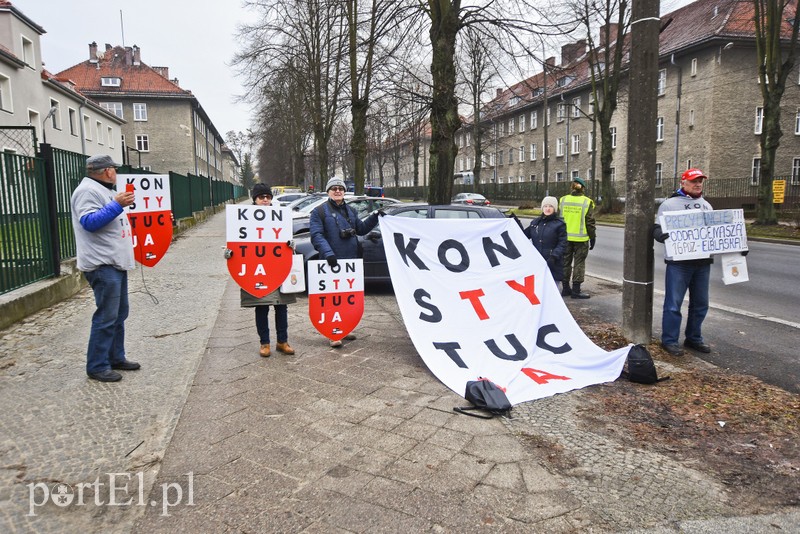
[171, 78, 179, 86]
[133, 45, 141, 66]
[545, 57, 556, 68]
[153, 66, 169, 79]
[124, 46, 133, 66]
[599, 23, 619, 48]
[561, 40, 586, 66]
[105, 43, 112, 52]
[89, 42, 98, 63]
[496, 88, 503, 98]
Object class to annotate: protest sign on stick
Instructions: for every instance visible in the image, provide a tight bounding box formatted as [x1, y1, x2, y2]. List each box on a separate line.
[117, 174, 172, 267]
[225, 205, 292, 298]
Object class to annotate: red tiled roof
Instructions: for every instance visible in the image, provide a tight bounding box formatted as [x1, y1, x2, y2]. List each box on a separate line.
[57, 46, 191, 97]
[479, 0, 797, 121]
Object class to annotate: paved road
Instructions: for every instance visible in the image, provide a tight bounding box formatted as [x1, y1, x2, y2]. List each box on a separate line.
[587, 225, 800, 326]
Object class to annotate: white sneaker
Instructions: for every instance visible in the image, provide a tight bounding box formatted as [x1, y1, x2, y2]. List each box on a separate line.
[330, 339, 343, 348]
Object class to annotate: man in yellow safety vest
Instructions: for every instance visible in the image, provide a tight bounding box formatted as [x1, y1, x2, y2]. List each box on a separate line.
[558, 177, 596, 298]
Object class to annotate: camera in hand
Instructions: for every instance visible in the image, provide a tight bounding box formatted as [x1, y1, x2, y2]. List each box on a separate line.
[339, 228, 356, 239]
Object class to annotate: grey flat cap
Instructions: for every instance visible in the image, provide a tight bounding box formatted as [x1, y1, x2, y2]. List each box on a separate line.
[86, 154, 121, 170]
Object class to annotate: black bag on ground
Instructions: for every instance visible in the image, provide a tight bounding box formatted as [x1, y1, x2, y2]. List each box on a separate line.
[622, 344, 670, 384]
[454, 379, 512, 419]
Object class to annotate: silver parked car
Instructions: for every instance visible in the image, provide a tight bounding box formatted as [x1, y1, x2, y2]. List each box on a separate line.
[451, 192, 491, 206]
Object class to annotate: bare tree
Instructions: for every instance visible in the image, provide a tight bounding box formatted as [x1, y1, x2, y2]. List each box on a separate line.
[578, 0, 631, 213]
[342, 0, 410, 193]
[235, 0, 347, 184]
[753, 0, 800, 224]
[458, 26, 497, 186]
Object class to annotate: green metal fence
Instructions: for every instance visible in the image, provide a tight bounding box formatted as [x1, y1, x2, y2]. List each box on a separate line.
[1, 143, 246, 296]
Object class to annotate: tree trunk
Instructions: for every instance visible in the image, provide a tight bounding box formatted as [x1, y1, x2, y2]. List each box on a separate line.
[351, 97, 368, 193]
[757, 92, 782, 224]
[427, 1, 461, 205]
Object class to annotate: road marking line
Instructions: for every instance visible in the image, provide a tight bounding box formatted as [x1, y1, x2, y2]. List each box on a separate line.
[589, 273, 800, 330]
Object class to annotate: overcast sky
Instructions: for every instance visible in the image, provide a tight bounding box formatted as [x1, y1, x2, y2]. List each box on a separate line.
[14, 0, 255, 138]
[15, 0, 694, 142]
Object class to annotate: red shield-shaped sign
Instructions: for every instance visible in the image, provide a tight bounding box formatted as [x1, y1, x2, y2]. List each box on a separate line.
[226, 205, 293, 298]
[117, 175, 173, 267]
[308, 259, 364, 341]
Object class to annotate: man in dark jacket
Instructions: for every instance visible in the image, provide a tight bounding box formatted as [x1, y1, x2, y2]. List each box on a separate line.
[309, 176, 380, 346]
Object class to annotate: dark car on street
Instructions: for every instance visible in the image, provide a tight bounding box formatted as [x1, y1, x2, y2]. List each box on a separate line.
[293, 203, 506, 283]
[451, 192, 490, 206]
[292, 195, 401, 235]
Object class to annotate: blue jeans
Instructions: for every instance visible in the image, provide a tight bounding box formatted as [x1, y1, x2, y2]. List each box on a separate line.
[662, 262, 710, 346]
[84, 266, 129, 374]
[255, 305, 288, 345]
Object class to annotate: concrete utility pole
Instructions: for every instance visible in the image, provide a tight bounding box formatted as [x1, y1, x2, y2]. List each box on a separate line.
[622, 0, 661, 343]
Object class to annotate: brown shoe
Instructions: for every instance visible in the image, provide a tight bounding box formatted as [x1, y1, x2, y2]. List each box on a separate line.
[259, 344, 271, 357]
[276, 342, 295, 355]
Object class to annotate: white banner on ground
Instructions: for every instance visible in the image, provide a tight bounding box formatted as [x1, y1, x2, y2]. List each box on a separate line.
[659, 209, 748, 260]
[379, 217, 631, 405]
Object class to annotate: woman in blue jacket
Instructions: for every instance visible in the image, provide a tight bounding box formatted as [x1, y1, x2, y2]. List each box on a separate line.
[524, 196, 568, 284]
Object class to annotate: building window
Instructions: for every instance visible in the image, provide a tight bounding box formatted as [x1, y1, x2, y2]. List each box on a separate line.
[530, 143, 536, 161]
[101, 77, 121, 87]
[657, 69, 666, 96]
[792, 158, 800, 184]
[530, 111, 537, 129]
[136, 134, 150, 152]
[96, 121, 103, 145]
[519, 145, 525, 161]
[572, 97, 581, 118]
[751, 157, 761, 185]
[530, 174, 537, 181]
[83, 115, 91, 140]
[546, 107, 551, 126]
[589, 97, 595, 116]
[556, 171, 564, 181]
[571, 134, 580, 154]
[588, 131, 594, 152]
[466, 132, 471, 146]
[489, 152, 495, 167]
[508, 148, 514, 164]
[556, 77, 567, 88]
[101, 102, 123, 119]
[755, 107, 763, 134]
[689, 109, 695, 127]
[795, 110, 800, 135]
[519, 114, 525, 132]
[691, 58, 697, 77]
[655, 162, 663, 187]
[556, 137, 565, 157]
[557, 103, 566, 122]
[28, 109, 40, 141]
[0, 73, 11, 112]
[133, 103, 148, 121]
[610, 127, 617, 149]
[656, 117, 664, 141]
[107, 126, 115, 148]
[21, 36, 34, 67]
[498, 150, 504, 165]
[68, 108, 77, 135]
[571, 170, 580, 181]
[49, 99, 61, 130]
[610, 166, 616, 182]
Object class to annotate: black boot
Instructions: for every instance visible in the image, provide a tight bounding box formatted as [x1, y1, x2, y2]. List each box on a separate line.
[571, 282, 590, 299]
[561, 282, 572, 296]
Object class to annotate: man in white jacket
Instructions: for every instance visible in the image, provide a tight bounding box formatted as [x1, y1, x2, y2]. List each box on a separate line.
[71, 155, 139, 382]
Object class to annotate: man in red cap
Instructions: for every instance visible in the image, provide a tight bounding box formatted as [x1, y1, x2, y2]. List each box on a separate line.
[652, 168, 713, 356]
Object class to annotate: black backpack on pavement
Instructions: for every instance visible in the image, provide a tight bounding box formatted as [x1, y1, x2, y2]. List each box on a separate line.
[454, 378, 513, 419]
[622, 344, 670, 384]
